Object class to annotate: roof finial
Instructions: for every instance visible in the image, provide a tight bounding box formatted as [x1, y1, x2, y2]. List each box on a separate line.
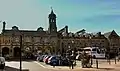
[50, 7, 54, 14]
[51, 7, 53, 10]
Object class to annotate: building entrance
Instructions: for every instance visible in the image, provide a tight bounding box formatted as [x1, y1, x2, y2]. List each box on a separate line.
[14, 47, 20, 57]
[2, 47, 9, 57]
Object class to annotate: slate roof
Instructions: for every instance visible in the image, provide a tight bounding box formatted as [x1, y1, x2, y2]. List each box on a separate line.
[104, 32, 111, 39]
[104, 30, 119, 40]
[1, 29, 49, 36]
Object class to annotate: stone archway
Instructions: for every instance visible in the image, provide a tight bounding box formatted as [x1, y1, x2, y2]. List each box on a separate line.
[14, 47, 20, 57]
[2, 47, 9, 57]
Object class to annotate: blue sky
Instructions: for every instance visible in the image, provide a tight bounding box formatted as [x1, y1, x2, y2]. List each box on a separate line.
[0, 0, 120, 35]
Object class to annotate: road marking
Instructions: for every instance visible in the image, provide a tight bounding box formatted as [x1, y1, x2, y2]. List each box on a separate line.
[34, 61, 68, 70]
[33, 61, 46, 68]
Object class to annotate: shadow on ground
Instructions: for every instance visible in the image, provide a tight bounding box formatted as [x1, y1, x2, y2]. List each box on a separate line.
[1, 66, 29, 71]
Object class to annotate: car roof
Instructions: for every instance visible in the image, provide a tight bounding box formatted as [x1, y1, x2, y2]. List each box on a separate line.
[0, 57, 5, 60]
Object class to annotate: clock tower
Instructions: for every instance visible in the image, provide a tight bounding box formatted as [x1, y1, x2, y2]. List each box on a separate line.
[48, 7, 57, 34]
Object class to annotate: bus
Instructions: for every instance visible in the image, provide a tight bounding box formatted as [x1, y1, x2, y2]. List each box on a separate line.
[83, 47, 106, 59]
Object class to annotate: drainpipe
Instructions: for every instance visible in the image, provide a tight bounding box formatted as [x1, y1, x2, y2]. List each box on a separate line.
[20, 35, 22, 71]
[0, 35, 2, 57]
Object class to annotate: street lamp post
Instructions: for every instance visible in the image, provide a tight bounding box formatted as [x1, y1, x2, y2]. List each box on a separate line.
[0, 21, 2, 57]
[11, 33, 14, 58]
[115, 48, 117, 64]
[90, 37, 93, 66]
[108, 47, 111, 65]
[67, 46, 72, 69]
[0, 35, 2, 57]
[72, 40, 76, 66]
[42, 41, 45, 54]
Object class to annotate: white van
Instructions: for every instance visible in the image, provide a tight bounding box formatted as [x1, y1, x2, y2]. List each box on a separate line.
[84, 47, 106, 58]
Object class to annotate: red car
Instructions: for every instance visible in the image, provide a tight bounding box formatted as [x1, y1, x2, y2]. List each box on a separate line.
[44, 56, 51, 64]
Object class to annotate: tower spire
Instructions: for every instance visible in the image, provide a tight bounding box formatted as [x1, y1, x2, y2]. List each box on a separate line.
[51, 7, 54, 14]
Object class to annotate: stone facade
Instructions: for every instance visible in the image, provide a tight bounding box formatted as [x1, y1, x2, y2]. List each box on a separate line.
[58, 32, 109, 55]
[0, 9, 120, 57]
[104, 30, 120, 52]
[0, 9, 58, 57]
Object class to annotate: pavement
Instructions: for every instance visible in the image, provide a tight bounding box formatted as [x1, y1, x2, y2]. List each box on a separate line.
[5, 61, 55, 71]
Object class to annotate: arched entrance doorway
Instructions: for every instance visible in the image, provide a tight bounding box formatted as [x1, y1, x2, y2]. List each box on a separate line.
[14, 47, 20, 57]
[2, 47, 9, 57]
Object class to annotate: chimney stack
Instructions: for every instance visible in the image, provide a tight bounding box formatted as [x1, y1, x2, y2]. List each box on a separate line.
[2, 21, 6, 32]
[65, 26, 68, 33]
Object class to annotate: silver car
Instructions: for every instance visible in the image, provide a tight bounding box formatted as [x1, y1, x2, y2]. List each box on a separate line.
[0, 57, 5, 69]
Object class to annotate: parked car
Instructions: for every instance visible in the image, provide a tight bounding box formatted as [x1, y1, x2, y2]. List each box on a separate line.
[43, 56, 50, 62]
[47, 56, 54, 64]
[49, 55, 65, 66]
[33, 54, 38, 60]
[42, 55, 47, 61]
[4, 54, 10, 60]
[49, 56, 59, 66]
[0, 57, 5, 69]
[44, 56, 51, 64]
[37, 55, 44, 62]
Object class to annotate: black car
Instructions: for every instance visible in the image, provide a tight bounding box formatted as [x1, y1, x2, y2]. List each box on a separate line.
[49, 56, 59, 66]
[49, 56, 69, 66]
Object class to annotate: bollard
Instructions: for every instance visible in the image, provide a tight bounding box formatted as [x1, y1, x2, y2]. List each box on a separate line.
[96, 59, 98, 69]
[108, 58, 111, 65]
[71, 61, 74, 69]
[115, 56, 116, 64]
[91, 56, 93, 65]
[118, 59, 119, 62]
[69, 60, 71, 69]
[72, 64, 74, 69]
[117, 57, 119, 62]
[52, 62, 56, 68]
[107, 56, 111, 65]
[53, 65, 55, 68]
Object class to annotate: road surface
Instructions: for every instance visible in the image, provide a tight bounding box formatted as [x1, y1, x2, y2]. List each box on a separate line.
[4, 59, 119, 71]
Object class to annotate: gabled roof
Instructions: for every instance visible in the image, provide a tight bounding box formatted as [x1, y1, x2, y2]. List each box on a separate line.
[104, 30, 119, 39]
[104, 32, 111, 39]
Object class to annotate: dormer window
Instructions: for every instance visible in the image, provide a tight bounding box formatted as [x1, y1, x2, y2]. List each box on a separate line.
[12, 26, 19, 30]
[37, 27, 44, 31]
